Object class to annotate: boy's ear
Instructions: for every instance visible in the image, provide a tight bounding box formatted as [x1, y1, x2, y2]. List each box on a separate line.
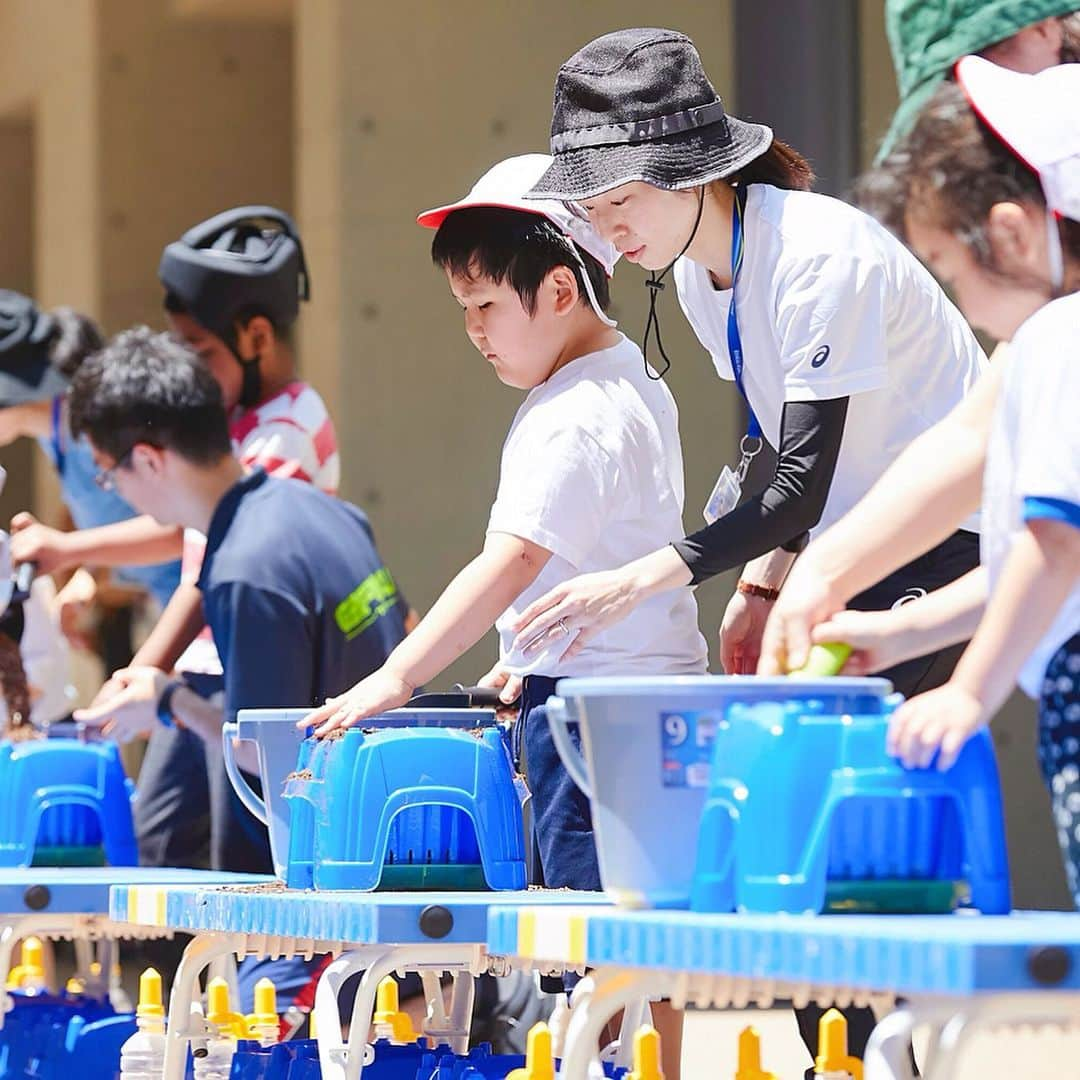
[546, 265, 581, 317]
[986, 201, 1038, 272]
[234, 314, 276, 358]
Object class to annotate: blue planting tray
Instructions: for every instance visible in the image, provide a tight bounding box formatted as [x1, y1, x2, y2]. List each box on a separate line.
[487, 906, 1080, 995]
[108, 884, 610, 945]
[0, 868, 270, 916]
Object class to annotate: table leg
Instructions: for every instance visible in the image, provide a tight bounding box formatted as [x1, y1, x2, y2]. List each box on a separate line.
[315, 947, 380, 1080]
[163, 931, 248, 1080]
[560, 968, 671, 1080]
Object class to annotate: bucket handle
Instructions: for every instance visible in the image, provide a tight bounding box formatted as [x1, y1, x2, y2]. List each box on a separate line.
[543, 696, 592, 797]
[222, 720, 268, 826]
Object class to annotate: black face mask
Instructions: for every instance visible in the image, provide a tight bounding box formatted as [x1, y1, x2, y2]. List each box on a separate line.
[235, 351, 263, 409]
[641, 186, 706, 381]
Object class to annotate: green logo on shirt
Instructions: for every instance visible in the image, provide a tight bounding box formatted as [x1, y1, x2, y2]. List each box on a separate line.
[335, 567, 400, 640]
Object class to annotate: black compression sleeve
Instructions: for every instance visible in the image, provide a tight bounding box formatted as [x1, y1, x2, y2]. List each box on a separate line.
[672, 397, 850, 585]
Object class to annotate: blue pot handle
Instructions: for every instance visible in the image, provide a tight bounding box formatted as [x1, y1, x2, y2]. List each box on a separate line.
[542, 696, 592, 797]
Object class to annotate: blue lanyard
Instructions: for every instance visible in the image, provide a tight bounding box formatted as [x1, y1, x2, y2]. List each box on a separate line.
[50, 394, 66, 474]
[726, 185, 762, 441]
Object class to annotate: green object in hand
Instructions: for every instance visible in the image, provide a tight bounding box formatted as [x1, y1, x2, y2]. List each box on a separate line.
[791, 642, 852, 678]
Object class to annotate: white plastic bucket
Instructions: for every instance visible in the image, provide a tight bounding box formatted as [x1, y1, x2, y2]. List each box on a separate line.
[546, 675, 889, 908]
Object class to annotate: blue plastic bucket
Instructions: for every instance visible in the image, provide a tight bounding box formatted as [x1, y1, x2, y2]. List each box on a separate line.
[545, 675, 894, 908]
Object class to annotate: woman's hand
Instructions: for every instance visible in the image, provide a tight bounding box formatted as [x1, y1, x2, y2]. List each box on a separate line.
[809, 608, 919, 676]
[509, 566, 642, 663]
[719, 591, 774, 674]
[299, 668, 414, 738]
[477, 660, 522, 715]
[509, 546, 692, 662]
[886, 681, 987, 771]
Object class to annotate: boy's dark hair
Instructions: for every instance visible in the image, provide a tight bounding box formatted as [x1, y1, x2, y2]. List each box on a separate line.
[70, 326, 232, 464]
[46, 307, 104, 380]
[431, 208, 610, 316]
[854, 80, 1080, 269]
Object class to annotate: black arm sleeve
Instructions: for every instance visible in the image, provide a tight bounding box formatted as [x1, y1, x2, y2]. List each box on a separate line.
[672, 397, 850, 585]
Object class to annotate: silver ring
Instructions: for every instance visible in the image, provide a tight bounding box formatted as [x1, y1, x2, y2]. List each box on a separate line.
[557, 617, 570, 636]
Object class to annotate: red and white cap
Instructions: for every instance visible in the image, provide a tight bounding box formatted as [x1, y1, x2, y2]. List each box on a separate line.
[955, 56, 1080, 221]
[417, 154, 619, 325]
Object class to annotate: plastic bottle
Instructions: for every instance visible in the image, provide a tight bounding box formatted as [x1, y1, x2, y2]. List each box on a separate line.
[735, 1026, 778, 1080]
[628, 1024, 664, 1080]
[814, 1008, 864, 1080]
[372, 975, 418, 1044]
[119, 967, 167, 1080]
[505, 1022, 554, 1080]
[245, 977, 280, 1046]
[7, 936, 47, 992]
[194, 977, 247, 1080]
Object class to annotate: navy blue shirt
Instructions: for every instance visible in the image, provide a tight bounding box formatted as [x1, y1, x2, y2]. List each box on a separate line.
[197, 468, 407, 721]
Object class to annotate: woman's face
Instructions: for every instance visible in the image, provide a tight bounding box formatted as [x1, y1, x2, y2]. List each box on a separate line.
[579, 182, 703, 271]
[905, 203, 1053, 341]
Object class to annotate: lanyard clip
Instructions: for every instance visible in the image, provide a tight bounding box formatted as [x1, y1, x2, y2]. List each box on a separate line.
[736, 435, 763, 484]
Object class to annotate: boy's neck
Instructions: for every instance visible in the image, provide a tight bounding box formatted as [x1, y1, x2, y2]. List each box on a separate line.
[546, 317, 621, 381]
[183, 456, 247, 535]
[244, 344, 297, 410]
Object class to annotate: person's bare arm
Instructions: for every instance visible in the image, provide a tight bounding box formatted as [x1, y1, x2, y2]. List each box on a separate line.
[10, 512, 183, 574]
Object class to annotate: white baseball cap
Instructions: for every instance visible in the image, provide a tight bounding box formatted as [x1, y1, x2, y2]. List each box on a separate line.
[955, 56, 1080, 222]
[417, 154, 619, 325]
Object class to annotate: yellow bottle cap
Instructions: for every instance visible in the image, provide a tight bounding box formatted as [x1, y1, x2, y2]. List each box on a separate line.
[815, 1008, 863, 1080]
[250, 977, 278, 1027]
[628, 1024, 664, 1080]
[505, 1021, 555, 1080]
[735, 1026, 778, 1080]
[137, 967, 165, 1020]
[66, 977, 85, 995]
[373, 976, 417, 1043]
[90, 962, 103, 977]
[206, 976, 247, 1038]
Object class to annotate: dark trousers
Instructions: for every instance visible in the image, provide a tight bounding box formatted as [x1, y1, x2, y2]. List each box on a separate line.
[795, 529, 979, 1076]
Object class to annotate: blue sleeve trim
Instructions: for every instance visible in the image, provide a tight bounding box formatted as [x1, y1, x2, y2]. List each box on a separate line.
[1023, 496, 1080, 529]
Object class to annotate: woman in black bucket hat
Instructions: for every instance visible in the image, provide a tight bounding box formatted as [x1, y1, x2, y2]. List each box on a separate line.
[510, 27, 991, 1075]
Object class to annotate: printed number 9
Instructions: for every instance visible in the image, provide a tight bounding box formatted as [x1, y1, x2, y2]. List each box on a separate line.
[664, 714, 688, 747]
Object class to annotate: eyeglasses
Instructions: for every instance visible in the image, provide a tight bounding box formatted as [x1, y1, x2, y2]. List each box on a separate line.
[93, 448, 134, 493]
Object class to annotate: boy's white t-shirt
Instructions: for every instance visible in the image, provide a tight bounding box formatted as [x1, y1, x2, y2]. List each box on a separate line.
[674, 184, 987, 535]
[489, 334, 708, 678]
[983, 293, 1080, 698]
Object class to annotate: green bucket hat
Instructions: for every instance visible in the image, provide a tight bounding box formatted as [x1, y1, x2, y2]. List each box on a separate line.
[878, 0, 1079, 161]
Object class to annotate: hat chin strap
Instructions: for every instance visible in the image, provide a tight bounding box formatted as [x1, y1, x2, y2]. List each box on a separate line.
[1047, 209, 1066, 295]
[568, 248, 618, 328]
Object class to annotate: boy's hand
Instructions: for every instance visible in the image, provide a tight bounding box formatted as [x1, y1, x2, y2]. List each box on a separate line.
[758, 562, 844, 675]
[809, 608, 916, 676]
[886, 681, 986, 771]
[719, 590, 772, 674]
[10, 513, 76, 575]
[74, 665, 168, 743]
[302, 669, 414, 737]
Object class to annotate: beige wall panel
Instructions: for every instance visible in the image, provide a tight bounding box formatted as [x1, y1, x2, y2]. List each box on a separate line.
[298, 2, 739, 683]
[96, 0, 293, 333]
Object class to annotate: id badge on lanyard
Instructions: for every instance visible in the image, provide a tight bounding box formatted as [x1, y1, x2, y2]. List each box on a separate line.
[703, 185, 763, 524]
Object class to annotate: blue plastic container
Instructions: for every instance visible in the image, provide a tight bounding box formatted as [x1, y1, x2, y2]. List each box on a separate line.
[0, 739, 136, 867]
[545, 676, 903, 908]
[691, 692, 1011, 914]
[284, 723, 525, 892]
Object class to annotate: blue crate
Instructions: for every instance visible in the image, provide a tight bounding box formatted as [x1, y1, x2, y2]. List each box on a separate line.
[0, 739, 136, 868]
[691, 694, 1011, 915]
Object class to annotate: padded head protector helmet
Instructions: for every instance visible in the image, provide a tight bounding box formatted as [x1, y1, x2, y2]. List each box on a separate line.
[158, 206, 310, 407]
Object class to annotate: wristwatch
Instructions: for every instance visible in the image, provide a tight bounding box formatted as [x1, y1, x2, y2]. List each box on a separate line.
[156, 679, 183, 729]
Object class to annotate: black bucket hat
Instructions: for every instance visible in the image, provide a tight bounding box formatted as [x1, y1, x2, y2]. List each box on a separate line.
[0, 291, 66, 409]
[528, 28, 774, 202]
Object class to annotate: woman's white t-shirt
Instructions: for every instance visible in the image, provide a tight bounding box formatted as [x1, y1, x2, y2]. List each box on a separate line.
[983, 293, 1080, 698]
[674, 185, 987, 535]
[488, 334, 708, 678]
